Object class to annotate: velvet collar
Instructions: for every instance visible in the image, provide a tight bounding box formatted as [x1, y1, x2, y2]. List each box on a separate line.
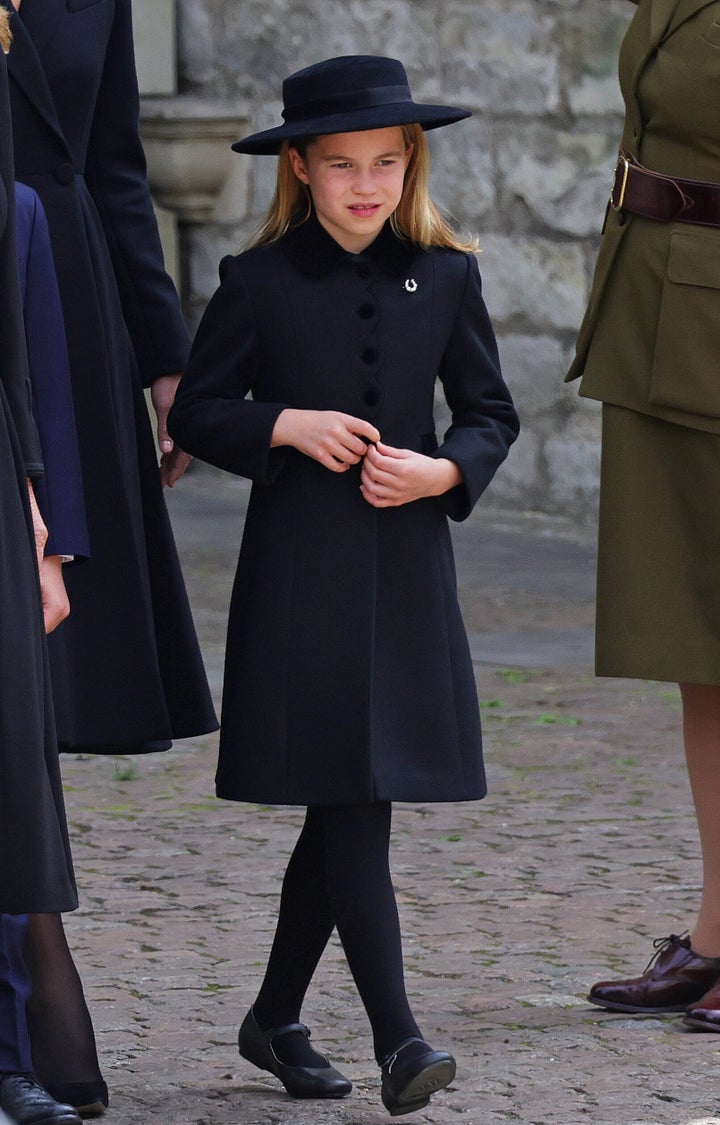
[281, 213, 423, 278]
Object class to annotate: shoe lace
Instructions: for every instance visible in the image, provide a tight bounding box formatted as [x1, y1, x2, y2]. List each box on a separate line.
[643, 931, 689, 973]
[2, 1073, 37, 1091]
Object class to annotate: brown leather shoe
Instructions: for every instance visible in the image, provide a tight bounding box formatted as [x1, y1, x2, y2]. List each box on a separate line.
[588, 933, 720, 1013]
[683, 977, 720, 1030]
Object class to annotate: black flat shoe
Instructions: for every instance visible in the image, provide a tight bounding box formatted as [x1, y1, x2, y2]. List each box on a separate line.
[238, 1008, 352, 1099]
[380, 1035, 452, 1116]
[380, 1038, 456, 1117]
[0, 1073, 82, 1125]
[44, 1081, 108, 1119]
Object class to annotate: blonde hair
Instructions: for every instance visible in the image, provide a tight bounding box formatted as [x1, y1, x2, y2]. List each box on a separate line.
[250, 124, 477, 253]
[0, 9, 12, 53]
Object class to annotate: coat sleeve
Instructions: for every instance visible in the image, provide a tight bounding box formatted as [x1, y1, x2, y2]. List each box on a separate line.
[168, 255, 289, 483]
[16, 185, 89, 560]
[0, 52, 42, 478]
[84, 0, 190, 385]
[434, 253, 519, 521]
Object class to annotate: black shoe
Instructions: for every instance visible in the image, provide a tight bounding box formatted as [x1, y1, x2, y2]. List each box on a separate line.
[380, 1038, 456, 1117]
[0, 1074, 82, 1125]
[238, 1008, 352, 1099]
[44, 1082, 108, 1119]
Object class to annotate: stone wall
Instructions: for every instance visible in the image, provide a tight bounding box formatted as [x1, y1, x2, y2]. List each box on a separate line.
[148, 0, 636, 520]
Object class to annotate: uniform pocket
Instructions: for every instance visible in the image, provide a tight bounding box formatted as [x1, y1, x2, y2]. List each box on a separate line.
[702, 17, 720, 47]
[649, 226, 720, 419]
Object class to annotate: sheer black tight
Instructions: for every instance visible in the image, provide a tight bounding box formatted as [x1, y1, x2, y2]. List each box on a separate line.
[23, 913, 103, 1092]
[252, 802, 420, 1064]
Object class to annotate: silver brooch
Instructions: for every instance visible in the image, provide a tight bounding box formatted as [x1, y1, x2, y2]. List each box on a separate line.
[403, 278, 418, 293]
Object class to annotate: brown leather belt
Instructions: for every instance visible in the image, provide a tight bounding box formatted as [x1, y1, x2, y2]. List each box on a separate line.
[610, 152, 720, 228]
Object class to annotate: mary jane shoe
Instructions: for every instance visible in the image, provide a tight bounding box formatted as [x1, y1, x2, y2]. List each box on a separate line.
[238, 1008, 351, 1099]
[380, 1038, 456, 1117]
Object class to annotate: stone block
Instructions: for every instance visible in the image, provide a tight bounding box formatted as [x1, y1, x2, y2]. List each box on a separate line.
[561, 2, 633, 116]
[486, 427, 543, 510]
[477, 235, 586, 333]
[497, 125, 618, 237]
[439, 0, 560, 115]
[497, 334, 574, 418]
[132, 0, 176, 95]
[427, 119, 495, 228]
[545, 424, 601, 517]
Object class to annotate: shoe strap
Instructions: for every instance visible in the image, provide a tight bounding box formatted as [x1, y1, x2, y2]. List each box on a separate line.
[381, 1037, 426, 1073]
[267, 1021, 310, 1040]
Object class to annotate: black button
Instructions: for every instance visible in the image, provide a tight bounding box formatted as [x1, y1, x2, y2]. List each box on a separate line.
[357, 303, 375, 320]
[363, 388, 380, 407]
[54, 162, 75, 185]
[360, 347, 379, 365]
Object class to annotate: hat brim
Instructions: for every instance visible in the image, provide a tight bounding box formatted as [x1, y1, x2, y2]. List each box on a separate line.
[232, 102, 471, 154]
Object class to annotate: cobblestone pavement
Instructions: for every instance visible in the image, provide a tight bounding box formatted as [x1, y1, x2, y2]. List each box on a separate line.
[52, 469, 720, 1125]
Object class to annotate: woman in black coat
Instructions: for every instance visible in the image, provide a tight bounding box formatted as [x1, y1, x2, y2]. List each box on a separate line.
[0, 3, 75, 932]
[170, 56, 519, 1117]
[2, 0, 217, 1113]
[0, 18, 85, 1122]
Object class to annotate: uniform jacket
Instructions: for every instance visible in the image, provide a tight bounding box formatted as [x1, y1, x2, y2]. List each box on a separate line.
[2, 0, 217, 751]
[170, 217, 519, 806]
[0, 48, 76, 914]
[567, 0, 720, 433]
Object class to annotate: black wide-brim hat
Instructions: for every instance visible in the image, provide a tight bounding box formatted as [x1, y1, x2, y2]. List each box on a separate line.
[233, 55, 471, 155]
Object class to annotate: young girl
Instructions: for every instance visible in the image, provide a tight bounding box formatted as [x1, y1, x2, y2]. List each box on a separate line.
[169, 54, 519, 1117]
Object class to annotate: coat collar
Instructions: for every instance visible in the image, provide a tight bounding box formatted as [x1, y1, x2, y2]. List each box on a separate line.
[281, 213, 423, 279]
[2, 0, 71, 157]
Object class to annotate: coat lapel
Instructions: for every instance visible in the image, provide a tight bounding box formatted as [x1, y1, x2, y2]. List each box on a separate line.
[649, 0, 679, 41]
[2, 0, 70, 155]
[630, 0, 718, 107]
[663, 0, 719, 39]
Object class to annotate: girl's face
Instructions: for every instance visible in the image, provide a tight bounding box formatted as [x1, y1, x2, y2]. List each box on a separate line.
[288, 127, 412, 253]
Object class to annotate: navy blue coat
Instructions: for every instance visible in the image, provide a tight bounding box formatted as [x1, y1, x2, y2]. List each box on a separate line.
[3, 0, 216, 751]
[170, 218, 519, 806]
[15, 182, 88, 560]
[0, 48, 76, 913]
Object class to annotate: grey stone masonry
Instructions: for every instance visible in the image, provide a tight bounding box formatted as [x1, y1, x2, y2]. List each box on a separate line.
[157, 0, 636, 520]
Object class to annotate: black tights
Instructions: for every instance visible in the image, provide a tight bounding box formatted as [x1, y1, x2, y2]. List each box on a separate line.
[252, 802, 420, 1064]
[23, 913, 103, 1094]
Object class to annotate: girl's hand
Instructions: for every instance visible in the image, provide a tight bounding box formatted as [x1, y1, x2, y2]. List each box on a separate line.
[272, 409, 381, 472]
[360, 441, 462, 507]
[39, 555, 71, 634]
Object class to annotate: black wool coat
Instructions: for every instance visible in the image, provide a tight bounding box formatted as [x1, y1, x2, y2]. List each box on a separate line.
[0, 49, 76, 913]
[3, 0, 217, 751]
[170, 218, 519, 806]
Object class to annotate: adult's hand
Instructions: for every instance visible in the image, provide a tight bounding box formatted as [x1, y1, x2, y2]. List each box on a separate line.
[151, 373, 193, 487]
[27, 480, 48, 568]
[39, 555, 70, 633]
[272, 409, 381, 472]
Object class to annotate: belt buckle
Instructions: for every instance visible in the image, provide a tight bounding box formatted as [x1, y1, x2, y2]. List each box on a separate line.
[610, 154, 631, 211]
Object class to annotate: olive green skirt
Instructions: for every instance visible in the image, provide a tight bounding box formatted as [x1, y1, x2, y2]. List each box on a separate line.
[597, 404, 720, 684]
